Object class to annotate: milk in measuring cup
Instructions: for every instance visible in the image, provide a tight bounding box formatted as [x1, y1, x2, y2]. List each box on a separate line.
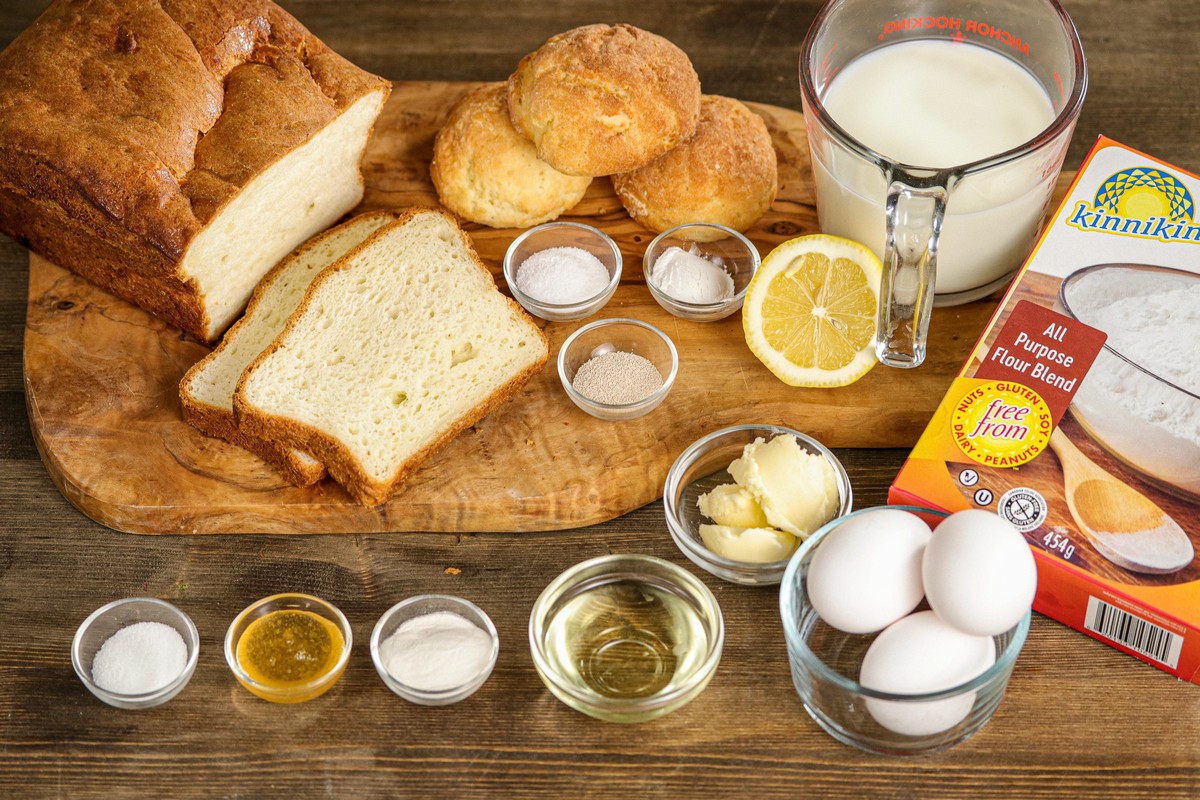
[813, 40, 1059, 298]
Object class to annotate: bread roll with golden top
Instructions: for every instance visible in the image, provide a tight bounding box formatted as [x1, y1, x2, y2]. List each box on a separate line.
[431, 83, 592, 229]
[613, 95, 778, 242]
[507, 24, 701, 177]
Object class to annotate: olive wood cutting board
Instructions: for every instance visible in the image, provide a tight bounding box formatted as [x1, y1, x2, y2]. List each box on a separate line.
[23, 81, 1073, 534]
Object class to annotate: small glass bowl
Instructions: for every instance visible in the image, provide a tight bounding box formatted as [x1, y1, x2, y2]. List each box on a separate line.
[529, 554, 724, 723]
[664, 424, 853, 586]
[643, 223, 761, 321]
[557, 317, 678, 420]
[779, 506, 1031, 755]
[370, 594, 499, 706]
[71, 597, 200, 710]
[224, 593, 353, 704]
[503, 221, 623, 321]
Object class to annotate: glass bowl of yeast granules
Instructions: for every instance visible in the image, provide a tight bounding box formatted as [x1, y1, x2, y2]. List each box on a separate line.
[225, 593, 353, 704]
[557, 317, 678, 420]
[503, 221, 623, 322]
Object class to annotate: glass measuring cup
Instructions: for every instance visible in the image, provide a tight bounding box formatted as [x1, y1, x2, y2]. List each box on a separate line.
[800, 0, 1087, 368]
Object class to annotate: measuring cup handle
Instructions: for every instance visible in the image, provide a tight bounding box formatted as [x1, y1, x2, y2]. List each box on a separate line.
[875, 179, 948, 369]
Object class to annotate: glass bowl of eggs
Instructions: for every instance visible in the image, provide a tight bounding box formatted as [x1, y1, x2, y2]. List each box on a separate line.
[779, 506, 1034, 755]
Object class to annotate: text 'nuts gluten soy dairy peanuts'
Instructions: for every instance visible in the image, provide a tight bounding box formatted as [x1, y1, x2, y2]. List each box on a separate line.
[805, 508, 932, 634]
[923, 509, 1038, 637]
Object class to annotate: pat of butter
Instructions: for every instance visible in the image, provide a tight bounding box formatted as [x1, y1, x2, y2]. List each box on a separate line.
[699, 524, 799, 563]
[697, 483, 769, 528]
[728, 435, 839, 537]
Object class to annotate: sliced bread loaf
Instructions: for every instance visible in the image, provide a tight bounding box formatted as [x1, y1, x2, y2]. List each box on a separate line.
[180, 210, 398, 485]
[0, 0, 390, 342]
[233, 208, 550, 506]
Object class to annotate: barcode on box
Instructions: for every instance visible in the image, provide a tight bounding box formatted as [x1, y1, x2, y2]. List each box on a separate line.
[1084, 597, 1183, 669]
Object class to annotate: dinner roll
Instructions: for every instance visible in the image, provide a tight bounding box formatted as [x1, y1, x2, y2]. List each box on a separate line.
[613, 95, 778, 241]
[431, 83, 592, 229]
[507, 24, 701, 177]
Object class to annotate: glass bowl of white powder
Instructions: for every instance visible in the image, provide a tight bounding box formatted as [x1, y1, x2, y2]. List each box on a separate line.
[1059, 264, 1200, 499]
[71, 597, 200, 709]
[557, 317, 678, 420]
[370, 594, 499, 706]
[503, 221, 623, 321]
[643, 223, 761, 322]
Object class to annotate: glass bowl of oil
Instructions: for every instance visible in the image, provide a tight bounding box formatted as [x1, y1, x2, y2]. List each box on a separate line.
[224, 593, 353, 704]
[528, 554, 724, 723]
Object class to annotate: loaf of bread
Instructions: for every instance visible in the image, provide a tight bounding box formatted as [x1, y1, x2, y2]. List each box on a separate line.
[507, 24, 701, 177]
[613, 95, 778, 241]
[179, 210, 397, 485]
[0, 0, 390, 343]
[431, 83, 592, 228]
[234, 208, 550, 506]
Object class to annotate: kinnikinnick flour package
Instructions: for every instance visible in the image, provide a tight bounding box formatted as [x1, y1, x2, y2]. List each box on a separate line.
[891, 136, 1200, 684]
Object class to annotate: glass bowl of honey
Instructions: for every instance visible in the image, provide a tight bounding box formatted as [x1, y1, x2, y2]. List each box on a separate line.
[224, 593, 353, 703]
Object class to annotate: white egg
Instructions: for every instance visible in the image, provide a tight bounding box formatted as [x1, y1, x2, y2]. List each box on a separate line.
[923, 509, 1037, 636]
[806, 508, 932, 634]
[860, 610, 997, 736]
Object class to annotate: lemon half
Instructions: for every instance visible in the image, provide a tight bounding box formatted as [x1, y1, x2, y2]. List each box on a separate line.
[742, 234, 881, 388]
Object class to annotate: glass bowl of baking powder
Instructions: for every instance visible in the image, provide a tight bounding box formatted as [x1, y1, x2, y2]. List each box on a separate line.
[643, 222, 761, 321]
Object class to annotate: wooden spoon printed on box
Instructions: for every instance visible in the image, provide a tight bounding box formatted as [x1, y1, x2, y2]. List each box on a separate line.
[1048, 428, 1194, 574]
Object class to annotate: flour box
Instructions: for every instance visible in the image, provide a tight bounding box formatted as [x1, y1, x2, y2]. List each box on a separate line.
[890, 137, 1200, 684]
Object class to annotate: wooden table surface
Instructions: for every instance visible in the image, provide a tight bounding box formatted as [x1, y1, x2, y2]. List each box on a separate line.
[1, 1, 1197, 798]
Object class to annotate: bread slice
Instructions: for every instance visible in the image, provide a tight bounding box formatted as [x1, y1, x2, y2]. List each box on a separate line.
[180, 210, 398, 485]
[234, 208, 550, 506]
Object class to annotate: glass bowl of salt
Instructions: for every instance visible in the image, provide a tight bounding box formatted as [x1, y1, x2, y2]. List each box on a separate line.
[643, 222, 761, 322]
[503, 221, 623, 321]
[557, 317, 679, 421]
[71, 597, 200, 710]
[370, 594, 500, 706]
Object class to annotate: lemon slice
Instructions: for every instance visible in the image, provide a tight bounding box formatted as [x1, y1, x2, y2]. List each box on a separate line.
[742, 234, 882, 387]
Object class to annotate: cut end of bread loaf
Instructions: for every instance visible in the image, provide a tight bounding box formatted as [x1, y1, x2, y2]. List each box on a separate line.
[186, 91, 388, 340]
[234, 208, 549, 506]
[180, 210, 398, 485]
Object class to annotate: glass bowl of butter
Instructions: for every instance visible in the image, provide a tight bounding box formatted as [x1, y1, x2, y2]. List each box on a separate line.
[643, 223, 761, 322]
[663, 424, 853, 585]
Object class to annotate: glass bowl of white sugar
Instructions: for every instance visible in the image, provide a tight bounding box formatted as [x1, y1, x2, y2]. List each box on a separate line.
[370, 594, 499, 706]
[503, 221, 623, 321]
[557, 317, 679, 420]
[71, 597, 200, 709]
[643, 223, 761, 322]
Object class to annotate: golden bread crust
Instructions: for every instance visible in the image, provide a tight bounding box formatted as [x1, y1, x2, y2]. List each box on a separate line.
[431, 83, 591, 228]
[506, 23, 701, 177]
[0, 0, 389, 341]
[612, 95, 778, 241]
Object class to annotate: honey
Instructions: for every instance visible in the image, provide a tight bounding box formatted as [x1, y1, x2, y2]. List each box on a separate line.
[235, 609, 345, 702]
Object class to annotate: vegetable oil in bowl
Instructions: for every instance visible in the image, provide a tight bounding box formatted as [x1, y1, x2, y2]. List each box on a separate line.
[529, 555, 724, 723]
